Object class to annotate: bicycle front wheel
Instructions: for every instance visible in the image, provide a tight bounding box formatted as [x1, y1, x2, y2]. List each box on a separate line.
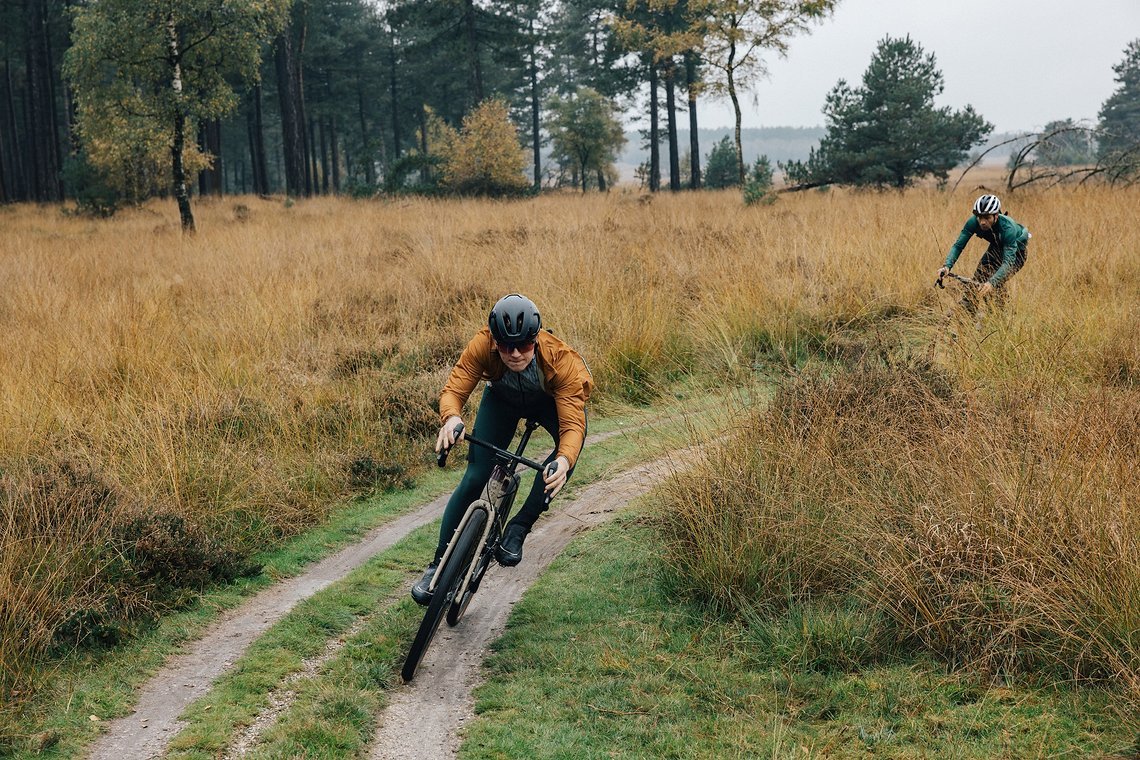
[401, 507, 487, 682]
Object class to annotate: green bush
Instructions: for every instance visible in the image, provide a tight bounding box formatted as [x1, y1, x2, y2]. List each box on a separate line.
[383, 152, 444, 195]
[703, 136, 740, 189]
[743, 154, 776, 206]
[62, 150, 123, 217]
[53, 511, 255, 649]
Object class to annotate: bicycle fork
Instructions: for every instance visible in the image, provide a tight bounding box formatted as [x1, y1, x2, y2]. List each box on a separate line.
[429, 498, 494, 602]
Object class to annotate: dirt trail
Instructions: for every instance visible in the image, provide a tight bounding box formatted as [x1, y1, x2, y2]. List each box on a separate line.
[368, 450, 696, 760]
[82, 425, 646, 760]
[84, 498, 447, 760]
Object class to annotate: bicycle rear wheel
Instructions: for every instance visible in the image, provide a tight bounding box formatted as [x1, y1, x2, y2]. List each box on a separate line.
[401, 507, 487, 682]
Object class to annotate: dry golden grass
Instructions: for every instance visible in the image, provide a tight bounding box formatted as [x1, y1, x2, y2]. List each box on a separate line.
[0, 183, 1136, 704]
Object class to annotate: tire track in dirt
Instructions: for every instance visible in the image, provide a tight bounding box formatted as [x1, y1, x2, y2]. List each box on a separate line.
[368, 447, 699, 760]
[84, 500, 446, 760]
[81, 424, 651, 760]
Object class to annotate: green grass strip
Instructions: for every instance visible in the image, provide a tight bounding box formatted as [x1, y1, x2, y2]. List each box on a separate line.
[164, 530, 433, 759]
[462, 511, 1140, 759]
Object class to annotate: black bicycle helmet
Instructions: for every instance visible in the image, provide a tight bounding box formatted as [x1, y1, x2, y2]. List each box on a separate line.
[488, 293, 541, 344]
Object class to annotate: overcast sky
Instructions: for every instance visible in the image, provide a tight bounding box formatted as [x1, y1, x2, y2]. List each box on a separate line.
[694, 0, 1140, 133]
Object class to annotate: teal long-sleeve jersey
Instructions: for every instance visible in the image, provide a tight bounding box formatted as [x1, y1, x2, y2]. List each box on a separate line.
[944, 214, 1030, 287]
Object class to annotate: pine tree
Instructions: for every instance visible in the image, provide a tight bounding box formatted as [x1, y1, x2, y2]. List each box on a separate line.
[783, 35, 991, 189]
[1097, 39, 1140, 182]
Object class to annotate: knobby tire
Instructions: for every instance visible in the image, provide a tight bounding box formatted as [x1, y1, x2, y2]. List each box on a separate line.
[446, 552, 483, 627]
[401, 507, 487, 682]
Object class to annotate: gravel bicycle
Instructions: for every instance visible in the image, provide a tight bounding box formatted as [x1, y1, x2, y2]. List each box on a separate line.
[401, 419, 556, 682]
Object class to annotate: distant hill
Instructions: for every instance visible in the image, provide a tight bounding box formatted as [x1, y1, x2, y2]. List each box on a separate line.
[619, 126, 826, 175]
[616, 127, 1027, 182]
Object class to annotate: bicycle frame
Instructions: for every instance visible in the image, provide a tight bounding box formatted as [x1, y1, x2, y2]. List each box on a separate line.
[935, 271, 978, 289]
[427, 419, 550, 604]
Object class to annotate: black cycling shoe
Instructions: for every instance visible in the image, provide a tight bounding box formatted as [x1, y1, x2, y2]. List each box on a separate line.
[411, 562, 438, 606]
[496, 523, 529, 567]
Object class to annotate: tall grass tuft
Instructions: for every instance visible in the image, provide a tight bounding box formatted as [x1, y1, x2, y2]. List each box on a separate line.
[658, 359, 1140, 690]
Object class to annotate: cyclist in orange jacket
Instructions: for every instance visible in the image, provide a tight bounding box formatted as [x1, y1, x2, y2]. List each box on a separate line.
[412, 293, 592, 605]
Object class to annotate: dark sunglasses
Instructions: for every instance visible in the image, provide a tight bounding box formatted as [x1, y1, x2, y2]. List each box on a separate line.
[496, 340, 535, 354]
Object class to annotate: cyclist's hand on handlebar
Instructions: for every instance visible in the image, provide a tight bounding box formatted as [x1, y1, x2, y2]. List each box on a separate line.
[543, 456, 571, 499]
[978, 281, 994, 297]
[937, 266, 949, 279]
[435, 416, 465, 453]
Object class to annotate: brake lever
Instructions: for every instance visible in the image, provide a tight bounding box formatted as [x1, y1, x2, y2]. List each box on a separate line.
[436, 422, 465, 467]
[542, 461, 559, 506]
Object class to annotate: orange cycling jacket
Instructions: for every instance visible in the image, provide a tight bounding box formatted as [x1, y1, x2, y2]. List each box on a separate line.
[439, 327, 593, 468]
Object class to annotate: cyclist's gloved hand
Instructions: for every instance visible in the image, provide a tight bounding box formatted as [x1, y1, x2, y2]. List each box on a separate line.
[543, 456, 571, 498]
[937, 266, 949, 279]
[978, 281, 994, 297]
[435, 415, 465, 453]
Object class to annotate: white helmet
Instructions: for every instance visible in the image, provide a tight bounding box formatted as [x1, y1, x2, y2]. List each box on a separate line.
[973, 194, 1001, 216]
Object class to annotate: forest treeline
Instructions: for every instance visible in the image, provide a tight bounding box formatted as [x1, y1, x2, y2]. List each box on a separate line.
[1, 0, 831, 208]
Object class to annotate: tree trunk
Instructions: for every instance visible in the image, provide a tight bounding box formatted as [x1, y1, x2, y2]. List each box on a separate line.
[198, 119, 207, 195]
[685, 51, 701, 190]
[275, 30, 307, 197]
[167, 15, 194, 232]
[248, 84, 269, 195]
[665, 58, 679, 191]
[388, 35, 400, 159]
[2, 55, 25, 201]
[294, 11, 312, 196]
[649, 58, 659, 192]
[172, 109, 194, 231]
[0, 117, 7, 203]
[23, 3, 44, 200]
[418, 105, 430, 184]
[329, 116, 340, 192]
[36, 0, 63, 200]
[198, 118, 222, 196]
[42, 0, 64, 199]
[210, 119, 222, 195]
[462, 0, 484, 104]
[529, 17, 541, 191]
[356, 82, 373, 185]
[0, 58, 9, 202]
[318, 115, 329, 194]
[731, 87, 744, 185]
[24, 0, 62, 201]
[726, 44, 744, 184]
[307, 116, 316, 194]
